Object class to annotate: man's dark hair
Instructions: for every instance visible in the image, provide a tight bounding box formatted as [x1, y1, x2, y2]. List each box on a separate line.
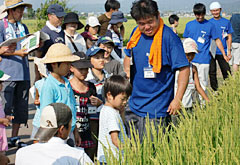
[130, 0, 159, 21]
[104, 75, 132, 99]
[193, 3, 206, 15]
[168, 14, 179, 24]
[46, 62, 62, 72]
[105, 0, 120, 12]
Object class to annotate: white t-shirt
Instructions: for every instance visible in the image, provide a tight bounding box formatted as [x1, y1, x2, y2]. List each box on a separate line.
[175, 63, 195, 108]
[64, 30, 87, 53]
[15, 137, 93, 165]
[97, 105, 126, 163]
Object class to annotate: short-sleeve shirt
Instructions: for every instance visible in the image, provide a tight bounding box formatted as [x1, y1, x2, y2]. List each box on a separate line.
[98, 14, 111, 36]
[183, 19, 218, 64]
[40, 74, 76, 132]
[97, 105, 126, 163]
[125, 25, 189, 118]
[104, 59, 124, 76]
[40, 25, 65, 57]
[0, 21, 30, 81]
[230, 14, 240, 43]
[209, 17, 234, 55]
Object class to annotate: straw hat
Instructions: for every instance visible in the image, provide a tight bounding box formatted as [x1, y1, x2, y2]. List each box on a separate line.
[41, 43, 80, 64]
[3, 0, 32, 12]
[0, 5, 7, 19]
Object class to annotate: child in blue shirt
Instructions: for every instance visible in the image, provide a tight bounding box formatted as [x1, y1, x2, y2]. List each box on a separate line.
[38, 43, 81, 146]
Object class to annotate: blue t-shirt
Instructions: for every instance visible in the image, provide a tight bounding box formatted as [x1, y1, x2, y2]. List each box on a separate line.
[124, 25, 189, 118]
[230, 14, 240, 43]
[209, 17, 234, 55]
[32, 78, 46, 127]
[183, 19, 218, 64]
[0, 21, 30, 81]
[40, 74, 76, 131]
[40, 25, 65, 58]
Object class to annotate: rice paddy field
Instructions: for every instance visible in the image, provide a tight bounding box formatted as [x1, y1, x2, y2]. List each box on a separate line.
[98, 71, 240, 164]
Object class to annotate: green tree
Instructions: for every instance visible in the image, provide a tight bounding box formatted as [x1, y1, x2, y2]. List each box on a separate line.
[35, 0, 74, 31]
[26, 8, 35, 19]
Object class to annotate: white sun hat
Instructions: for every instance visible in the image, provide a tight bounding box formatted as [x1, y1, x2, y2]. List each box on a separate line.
[209, 2, 221, 10]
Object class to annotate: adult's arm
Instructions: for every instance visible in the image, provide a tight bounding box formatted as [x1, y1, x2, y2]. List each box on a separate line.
[226, 33, 232, 59]
[215, 38, 229, 62]
[167, 66, 189, 115]
[123, 56, 131, 79]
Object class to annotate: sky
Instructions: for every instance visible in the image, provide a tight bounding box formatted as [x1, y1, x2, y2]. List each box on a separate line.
[1, 0, 240, 13]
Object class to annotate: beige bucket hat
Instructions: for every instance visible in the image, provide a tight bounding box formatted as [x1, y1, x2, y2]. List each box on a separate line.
[0, 5, 7, 19]
[3, 0, 32, 12]
[41, 43, 80, 64]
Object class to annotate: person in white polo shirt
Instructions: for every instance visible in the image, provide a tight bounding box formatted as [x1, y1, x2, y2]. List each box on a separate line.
[15, 103, 92, 165]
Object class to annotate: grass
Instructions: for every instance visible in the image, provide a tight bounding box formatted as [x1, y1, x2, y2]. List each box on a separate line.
[97, 71, 240, 164]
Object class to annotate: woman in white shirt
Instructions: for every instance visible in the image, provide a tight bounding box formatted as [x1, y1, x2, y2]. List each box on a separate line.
[62, 12, 87, 53]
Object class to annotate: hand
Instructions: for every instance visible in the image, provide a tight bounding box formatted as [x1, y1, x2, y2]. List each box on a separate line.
[1, 118, 11, 126]
[6, 43, 17, 53]
[223, 55, 230, 62]
[227, 52, 232, 61]
[89, 95, 102, 107]
[34, 99, 40, 105]
[0, 46, 10, 54]
[74, 128, 81, 147]
[15, 49, 28, 57]
[6, 115, 14, 121]
[167, 98, 181, 115]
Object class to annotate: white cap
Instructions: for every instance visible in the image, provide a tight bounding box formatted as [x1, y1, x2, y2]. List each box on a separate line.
[0, 5, 7, 20]
[86, 16, 100, 27]
[209, 2, 221, 10]
[183, 38, 198, 54]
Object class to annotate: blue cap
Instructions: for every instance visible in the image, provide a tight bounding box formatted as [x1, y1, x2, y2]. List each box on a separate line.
[86, 46, 105, 57]
[97, 36, 115, 47]
[47, 4, 66, 17]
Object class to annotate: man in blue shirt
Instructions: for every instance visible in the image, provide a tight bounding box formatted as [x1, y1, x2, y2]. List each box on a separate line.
[209, 2, 233, 91]
[124, 0, 190, 140]
[0, 0, 32, 148]
[183, 3, 229, 97]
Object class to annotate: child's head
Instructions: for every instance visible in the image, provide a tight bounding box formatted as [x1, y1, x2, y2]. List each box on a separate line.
[70, 52, 93, 80]
[42, 43, 80, 76]
[104, 75, 132, 111]
[168, 14, 179, 27]
[86, 46, 105, 70]
[183, 38, 198, 62]
[97, 36, 115, 59]
[105, 0, 120, 12]
[85, 16, 101, 36]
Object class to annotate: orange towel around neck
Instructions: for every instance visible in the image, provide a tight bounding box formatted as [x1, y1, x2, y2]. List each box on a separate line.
[126, 18, 164, 73]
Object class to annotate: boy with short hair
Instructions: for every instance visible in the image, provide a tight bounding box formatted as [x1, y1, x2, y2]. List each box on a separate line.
[98, 0, 125, 38]
[38, 43, 81, 146]
[97, 36, 125, 76]
[168, 14, 179, 34]
[16, 103, 92, 164]
[97, 75, 132, 163]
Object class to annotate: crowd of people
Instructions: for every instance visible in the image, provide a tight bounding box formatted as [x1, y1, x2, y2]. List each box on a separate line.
[0, 0, 239, 164]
